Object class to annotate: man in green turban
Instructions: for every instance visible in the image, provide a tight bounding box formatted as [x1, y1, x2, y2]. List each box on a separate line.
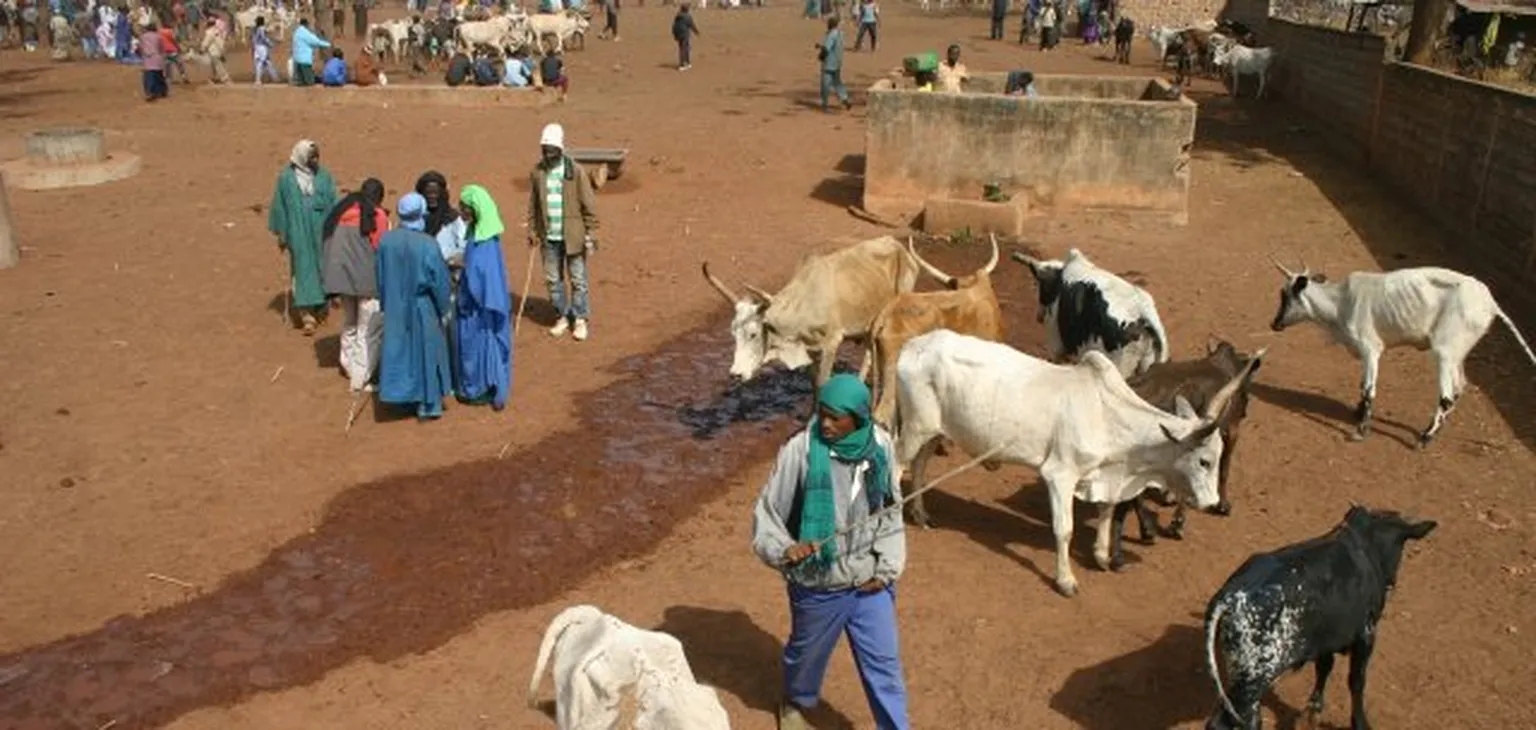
[751, 373, 910, 730]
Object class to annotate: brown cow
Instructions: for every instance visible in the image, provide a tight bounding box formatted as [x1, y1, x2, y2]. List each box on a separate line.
[867, 235, 1002, 429]
[1107, 339, 1265, 569]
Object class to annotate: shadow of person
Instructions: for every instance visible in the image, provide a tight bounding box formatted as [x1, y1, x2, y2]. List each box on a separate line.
[1050, 624, 1213, 730]
[655, 605, 857, 729]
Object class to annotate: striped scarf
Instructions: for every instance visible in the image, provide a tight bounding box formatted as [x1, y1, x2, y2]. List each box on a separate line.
[544, 160, 566, 242]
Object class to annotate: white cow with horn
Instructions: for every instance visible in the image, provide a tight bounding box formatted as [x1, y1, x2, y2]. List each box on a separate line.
[1267, 255, 1536, 447]
[895, 330, 1261, 597]
[702, 236, 923, 395]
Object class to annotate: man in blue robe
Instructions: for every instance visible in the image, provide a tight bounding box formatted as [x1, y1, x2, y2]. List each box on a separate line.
[376, 193, 454, 420]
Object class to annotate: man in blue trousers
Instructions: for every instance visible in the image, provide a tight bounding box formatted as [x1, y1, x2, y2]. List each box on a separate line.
[751, 373, 910, 730]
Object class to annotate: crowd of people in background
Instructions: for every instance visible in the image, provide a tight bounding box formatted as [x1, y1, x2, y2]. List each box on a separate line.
[265, 123, 600, 420]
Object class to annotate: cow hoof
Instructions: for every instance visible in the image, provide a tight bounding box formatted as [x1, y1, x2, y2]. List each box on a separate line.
[1138, 531, 1157, 546]
[1207, 501, 1232, 517]
[1109, 555, 1129, 572]
[982, 459, 1003, 472]
[1054, 580, 1078, 598]
[1346, 430, 1368, 443]
[1159, 526, 1185, 541]
[1415, 434, 1434, 450]
[1094, 553, 1113, 572]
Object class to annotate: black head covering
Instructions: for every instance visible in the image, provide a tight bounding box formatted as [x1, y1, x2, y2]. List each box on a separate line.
[414, 170, 460, 236]
[322, 178, 386, 242]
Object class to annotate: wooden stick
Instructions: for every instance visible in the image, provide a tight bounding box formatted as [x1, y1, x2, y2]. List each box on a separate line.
[497, 438, 516, 460]
[269, 366, 284, 384]
[514, 244, 538, 337]
[279, 261, 290, 325]
[146, 572, 196, 590]
[344, 393, 368, 435]
[846, 204, 902, 229]
[808, 439, 1015, 552]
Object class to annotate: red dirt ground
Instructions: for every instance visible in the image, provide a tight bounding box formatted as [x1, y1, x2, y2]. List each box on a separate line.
[1, 5, 1534, 730]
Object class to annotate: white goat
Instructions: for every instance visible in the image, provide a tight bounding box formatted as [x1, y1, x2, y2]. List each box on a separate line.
[1268, 258, 1536, 447]
[1148, 25, 1182, 64]
[528, 605, 729, 730]
[1212, 43, 1275, 99]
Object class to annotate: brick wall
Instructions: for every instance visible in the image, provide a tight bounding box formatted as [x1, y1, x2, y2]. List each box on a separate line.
[1117, 0, 1224, 29]
[1266, 18, 1536, 309]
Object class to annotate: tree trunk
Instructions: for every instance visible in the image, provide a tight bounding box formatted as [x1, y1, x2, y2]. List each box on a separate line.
[1404, 0, 1452, 65]
[0, 171, 19, 270]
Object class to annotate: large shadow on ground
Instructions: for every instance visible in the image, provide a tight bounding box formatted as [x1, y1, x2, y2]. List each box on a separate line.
[1192, 88, 1536, 451]
[1050, 623, 1212, 729]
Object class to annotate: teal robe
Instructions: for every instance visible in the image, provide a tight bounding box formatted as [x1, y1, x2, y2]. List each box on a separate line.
[268, 165, 338, 309]
[376, 228, 454, 416]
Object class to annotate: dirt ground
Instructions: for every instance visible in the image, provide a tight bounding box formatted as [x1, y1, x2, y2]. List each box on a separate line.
[1, 5, 1534, 730]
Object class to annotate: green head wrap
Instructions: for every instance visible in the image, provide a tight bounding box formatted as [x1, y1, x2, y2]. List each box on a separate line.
[797, 373, 892, 573]
[458, 184, 505, 241]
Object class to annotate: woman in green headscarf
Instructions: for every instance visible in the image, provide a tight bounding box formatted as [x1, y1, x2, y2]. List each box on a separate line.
[454, 184, 513, 411]
[751, 373, 910, 730]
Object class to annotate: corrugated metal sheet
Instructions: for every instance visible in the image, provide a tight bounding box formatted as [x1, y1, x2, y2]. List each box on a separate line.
[1458, 0, 1536, 16]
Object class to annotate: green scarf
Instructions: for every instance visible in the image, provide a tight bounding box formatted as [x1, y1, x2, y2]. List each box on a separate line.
[458, 184, 505, 241]
[798, 373, 892, 573]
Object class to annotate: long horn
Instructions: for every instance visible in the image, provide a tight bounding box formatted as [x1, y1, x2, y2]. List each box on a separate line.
[982, 234, 1000, 275]
[743, 283, 775, 304]
[1010, 250, 1040, 267]
[1203, 346, 1268, 421]
[1268, 254, 1295, 278]
[907, 236, 955, 286]
[701, 262, 741, 305]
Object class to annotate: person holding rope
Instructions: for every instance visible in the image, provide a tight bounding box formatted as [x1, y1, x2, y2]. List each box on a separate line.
[751, 373, 910, 730]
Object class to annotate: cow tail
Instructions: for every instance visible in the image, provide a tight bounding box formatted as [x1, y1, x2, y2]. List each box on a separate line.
[1205, 599, 1241, 725]
[528, 605, 594, 708]
[1493, 305, 1536, 367]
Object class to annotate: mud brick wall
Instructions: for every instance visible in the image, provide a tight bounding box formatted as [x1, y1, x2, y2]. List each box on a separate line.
[1266, 18, 1536, 311]
[1118, 0, 1226, 28]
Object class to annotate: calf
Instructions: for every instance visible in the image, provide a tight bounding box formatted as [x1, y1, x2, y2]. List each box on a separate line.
[1013, 248, 1170, 380]
[1269, 258, 1536, 446]
[1212, 42, 1275, 98]
[529, 604, 729, 730]
[1107, 340, 1264, 568]
[1204, 505, 1436, 730]
[867, 235, 1002, 428]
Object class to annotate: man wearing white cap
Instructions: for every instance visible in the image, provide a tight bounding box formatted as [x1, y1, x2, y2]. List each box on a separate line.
[526, 122, 602, 341]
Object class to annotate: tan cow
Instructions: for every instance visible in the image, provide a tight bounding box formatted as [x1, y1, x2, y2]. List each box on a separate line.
[867, 235, 1002, 429]
[702, 235, 923, 396]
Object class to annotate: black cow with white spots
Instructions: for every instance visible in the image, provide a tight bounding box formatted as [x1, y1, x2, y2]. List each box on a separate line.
[1012, 248, 1170, 380]
[1203, 505, 1437, 730]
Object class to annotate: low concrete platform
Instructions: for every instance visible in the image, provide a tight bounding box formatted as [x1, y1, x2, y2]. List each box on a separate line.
[198, 83, 556, 108]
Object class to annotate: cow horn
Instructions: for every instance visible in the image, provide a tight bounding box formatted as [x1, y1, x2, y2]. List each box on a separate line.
[982, 234, 1000, 275]
[907, 236, 956, 287]
[1268, 253, 1296, 279]
[701, 262, 742, 305]
[1203, 347, 1266, 421]
[744, 284, 775, 304]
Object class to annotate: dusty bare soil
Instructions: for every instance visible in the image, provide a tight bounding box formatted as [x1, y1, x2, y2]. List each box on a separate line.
[1, 5, 1534, 730]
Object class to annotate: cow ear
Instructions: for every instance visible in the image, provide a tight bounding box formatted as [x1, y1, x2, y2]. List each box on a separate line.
[1173, 395, 1197, 419]
[1407, 520, 1437, 540]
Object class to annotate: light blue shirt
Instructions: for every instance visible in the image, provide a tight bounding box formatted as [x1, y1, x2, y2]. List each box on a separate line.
[436, 217, 468, 263]
[502, 57, 530, 87]
[291, 24, 330, 66]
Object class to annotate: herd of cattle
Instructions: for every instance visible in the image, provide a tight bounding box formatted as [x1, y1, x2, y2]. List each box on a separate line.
[695, 233, 1534, 729]
[1147, 17, 1275, 98]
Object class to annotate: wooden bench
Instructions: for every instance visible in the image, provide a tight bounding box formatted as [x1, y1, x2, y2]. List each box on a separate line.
[567, 148, 629, 190]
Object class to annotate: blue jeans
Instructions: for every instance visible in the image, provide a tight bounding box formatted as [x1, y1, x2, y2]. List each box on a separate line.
[820, 68, 848, 110]
[542, 239, 590, 320]
[783, 582, 910, 730]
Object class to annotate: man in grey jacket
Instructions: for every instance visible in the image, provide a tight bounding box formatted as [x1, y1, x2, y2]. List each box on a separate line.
[751, 373, 910, 730]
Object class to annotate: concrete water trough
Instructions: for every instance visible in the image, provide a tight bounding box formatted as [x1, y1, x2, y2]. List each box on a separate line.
[1, 127, 142, 191]
[862, 74, 1197, 226]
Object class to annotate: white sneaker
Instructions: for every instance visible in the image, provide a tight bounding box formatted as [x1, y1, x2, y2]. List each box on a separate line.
[549, 318, 570, 338]
[572, 319, 589, 341]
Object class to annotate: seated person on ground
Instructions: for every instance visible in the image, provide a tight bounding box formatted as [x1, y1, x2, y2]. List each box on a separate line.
[355, 46, 384, 86]
[502, 49, 532, 87]
[1005, 70, 1038, 97]
[472, 48, 500, 86]
[446, 50, 473, 86]
[322, 49, 349, 87]
[539, 50, 569, 99]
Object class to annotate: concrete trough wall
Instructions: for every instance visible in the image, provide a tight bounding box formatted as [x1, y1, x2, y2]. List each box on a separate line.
[863, 74, 1197, 225]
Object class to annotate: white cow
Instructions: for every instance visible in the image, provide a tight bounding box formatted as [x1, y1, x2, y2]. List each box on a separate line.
[234, 4, 292, 46]
[456, 13, 529, 53]
[1212, 43, 1276, 99]
[367, 19, 413, 63]
[1268, 258, 1536, 447]
[528, 605, 729, 730]
[895, 330, 1257, 597]
[1148, 25, 1183, 64]
[1013, 248, 1171, 379]
[528, 10, 590, 53]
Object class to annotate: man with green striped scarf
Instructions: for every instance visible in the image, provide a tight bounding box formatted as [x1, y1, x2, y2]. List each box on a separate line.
[526, 123, 601, 341]
[751, 373, 910, 730]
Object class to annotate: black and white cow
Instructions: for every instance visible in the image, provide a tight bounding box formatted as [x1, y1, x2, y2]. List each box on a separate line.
[1203, 505, 1437, 730]
[1012, 248, 1170, 379]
